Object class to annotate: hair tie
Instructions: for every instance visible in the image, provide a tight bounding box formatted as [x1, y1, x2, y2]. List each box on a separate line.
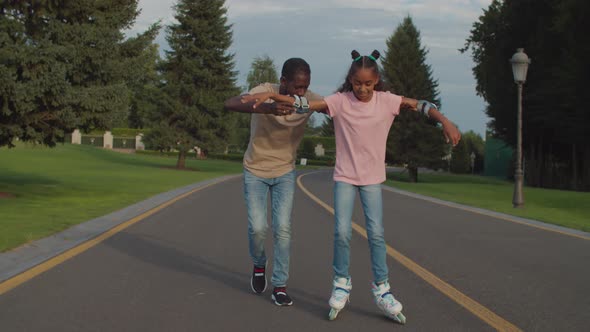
[368, 55, 377, 61]
[353, 56, 362, 62]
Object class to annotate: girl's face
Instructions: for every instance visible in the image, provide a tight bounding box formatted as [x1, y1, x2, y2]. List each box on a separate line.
[349, 68, 379, 102]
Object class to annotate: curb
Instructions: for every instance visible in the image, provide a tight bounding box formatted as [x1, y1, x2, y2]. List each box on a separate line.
[0, 174, 241, 283]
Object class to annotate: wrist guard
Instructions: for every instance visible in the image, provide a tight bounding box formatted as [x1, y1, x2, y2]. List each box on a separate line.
[296, 96, 310, 114]
[292, 95, 301, 109]
[292, 95, 310, 114]
[417, 100, 437, 117]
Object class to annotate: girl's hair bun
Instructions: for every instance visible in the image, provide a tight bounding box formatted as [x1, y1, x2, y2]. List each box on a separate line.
[370, 50, 381, 60]
[351, 50, 361, 60]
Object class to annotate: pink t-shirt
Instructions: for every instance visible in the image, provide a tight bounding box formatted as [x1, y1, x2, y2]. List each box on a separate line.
[325, 91, 402, 185]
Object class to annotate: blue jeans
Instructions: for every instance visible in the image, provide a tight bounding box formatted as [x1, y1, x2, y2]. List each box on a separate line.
[243, 169, 295, 287]
[333, 181, 389, 283]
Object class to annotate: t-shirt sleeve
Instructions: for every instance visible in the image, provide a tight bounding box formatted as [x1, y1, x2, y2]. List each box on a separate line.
[386, 92, 403, 116]
[324, 93, 343, 117]
[248, 83, 272, 95]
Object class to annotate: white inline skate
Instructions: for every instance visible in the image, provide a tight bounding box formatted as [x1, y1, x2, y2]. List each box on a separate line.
[328, 277, 352, 320]
[371, 281, 406, 324]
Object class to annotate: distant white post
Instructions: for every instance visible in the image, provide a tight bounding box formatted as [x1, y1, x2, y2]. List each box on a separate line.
[71, 129, 81, 144]
[314, 144, 325, 157]
[136, 134, 145, 151]
[103, 131, 113, 149]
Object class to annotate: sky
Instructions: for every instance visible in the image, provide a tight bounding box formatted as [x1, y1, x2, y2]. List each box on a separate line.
[127, 0, 493, 136]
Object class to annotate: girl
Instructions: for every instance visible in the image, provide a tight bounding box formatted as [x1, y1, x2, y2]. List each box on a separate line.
[244, 50, 461, 323]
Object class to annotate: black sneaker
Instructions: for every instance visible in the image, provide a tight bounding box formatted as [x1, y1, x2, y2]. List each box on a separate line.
[271, 287, 293, 306]
[251, 265, 267, 294]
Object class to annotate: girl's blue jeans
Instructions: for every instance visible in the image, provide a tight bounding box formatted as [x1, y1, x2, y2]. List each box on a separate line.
[333, 181, 389, 283]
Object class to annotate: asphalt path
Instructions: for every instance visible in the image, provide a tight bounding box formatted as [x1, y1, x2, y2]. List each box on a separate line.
[0, 170, 588, 331]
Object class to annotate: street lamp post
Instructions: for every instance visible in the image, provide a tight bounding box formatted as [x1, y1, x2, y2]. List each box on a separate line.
[510, 48, 530, 208]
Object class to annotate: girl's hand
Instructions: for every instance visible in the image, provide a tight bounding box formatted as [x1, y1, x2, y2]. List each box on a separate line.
[442, 120, 461, 146]
[241, 92, 275, 109]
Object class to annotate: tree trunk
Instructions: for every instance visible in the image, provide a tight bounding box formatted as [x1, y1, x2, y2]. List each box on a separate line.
[537, 138, 544, 187]
[572, 143, 579, 190]
[584, 146, 590, 191]
[529, 140, 538, 187]
[176, 150, 186, 169]
[408, 166, 418, 183]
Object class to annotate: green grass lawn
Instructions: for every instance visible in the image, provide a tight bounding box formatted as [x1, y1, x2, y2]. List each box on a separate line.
[0, 143, 243, 252]
[2, 144, 587, 253]
[386, 171, 590, 232]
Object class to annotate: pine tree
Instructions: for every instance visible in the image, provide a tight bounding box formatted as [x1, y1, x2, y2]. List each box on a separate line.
[146, 0, 239, 168]
[0, 1, 160, 147]
[128, 43, 162, 129]
[226, 55, 279, 152]
[450, 138, 470, 174]
[246, 55, 279, 90]
[382, 16, 447, 182]
[320, 117, 335, 137]
[463, 0, 590, 190]
[461, 130, 485, 173]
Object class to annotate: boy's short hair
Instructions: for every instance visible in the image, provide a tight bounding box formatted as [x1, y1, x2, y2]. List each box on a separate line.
[281, 58, 311, 81]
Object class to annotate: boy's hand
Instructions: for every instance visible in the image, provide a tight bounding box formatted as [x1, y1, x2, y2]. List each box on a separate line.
[269, 102, 295, 116]
[442, 120, 461, 146]
[241, 93, 293, 115]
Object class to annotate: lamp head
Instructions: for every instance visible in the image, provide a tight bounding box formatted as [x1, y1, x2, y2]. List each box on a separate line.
[510, 48, 531, 84]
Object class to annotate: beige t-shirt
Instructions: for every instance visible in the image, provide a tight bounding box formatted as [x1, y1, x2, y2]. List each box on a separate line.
[243, 83, 323, 178]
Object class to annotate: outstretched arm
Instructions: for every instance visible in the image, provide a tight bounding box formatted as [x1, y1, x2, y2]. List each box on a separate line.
[224, 94, 295, 115]
[242, 93, 328, 113]
[401, 97, 461, 146]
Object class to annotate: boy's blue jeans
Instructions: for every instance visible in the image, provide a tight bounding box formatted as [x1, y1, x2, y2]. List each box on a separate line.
[243, 169, 295, 287]
[333, 181, 389, 283]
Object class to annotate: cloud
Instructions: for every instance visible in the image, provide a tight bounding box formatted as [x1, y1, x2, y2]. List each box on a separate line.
[225, 0, 299, 17]
[331, 27, 390, 42]
[129, 0, 493, 136]
[225, 0, 491, 23]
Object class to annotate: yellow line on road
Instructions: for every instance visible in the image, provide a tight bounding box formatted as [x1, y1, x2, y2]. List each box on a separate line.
[0, 176, 236, 297]
[297, 172, 522, 332]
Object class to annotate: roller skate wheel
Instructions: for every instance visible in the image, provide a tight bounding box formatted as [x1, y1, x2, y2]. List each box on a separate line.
[394, 312, 406, 325]
[328, 308, 340, 321]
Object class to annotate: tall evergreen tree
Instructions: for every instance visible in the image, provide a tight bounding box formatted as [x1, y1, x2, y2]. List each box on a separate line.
[461, 130, 485, 173]
[246, 55, 279, 90]
[450, 138, 470, 174]
[227, 55, 279, 152]
[382, 16, 447, 182]
[320, 117, 334, 137]
[127, 43, 162, 129]
[462, 0, 590, 190]
[0, 1, 160, 147]
[146, 0, 239, 168]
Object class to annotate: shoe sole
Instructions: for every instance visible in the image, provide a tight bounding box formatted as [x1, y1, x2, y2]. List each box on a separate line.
[250, 276, 267, 294]
[271, 294, 293, 306]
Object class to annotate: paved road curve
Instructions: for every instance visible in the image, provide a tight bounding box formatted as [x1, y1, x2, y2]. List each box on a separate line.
[0, 170, 588, 331]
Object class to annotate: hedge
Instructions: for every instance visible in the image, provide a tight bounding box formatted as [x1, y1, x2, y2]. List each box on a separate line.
[87, 128, 150, 137]
[300, 136, 335, 150]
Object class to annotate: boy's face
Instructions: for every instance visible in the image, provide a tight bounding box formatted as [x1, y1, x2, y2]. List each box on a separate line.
[280, 72, 311, 96]
[350, 68, 379, 102]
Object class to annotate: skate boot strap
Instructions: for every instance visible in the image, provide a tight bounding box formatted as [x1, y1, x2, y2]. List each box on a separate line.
[334, 287, 350, 293]
[380, 291, 393, 298]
